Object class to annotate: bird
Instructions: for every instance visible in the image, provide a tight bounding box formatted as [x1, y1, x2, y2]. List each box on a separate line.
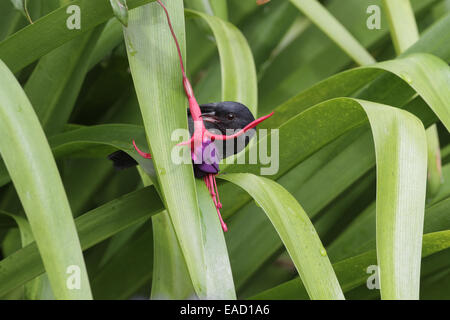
[107, 101, 256, 176]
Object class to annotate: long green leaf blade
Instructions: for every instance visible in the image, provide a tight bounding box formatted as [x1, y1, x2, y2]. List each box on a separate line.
[0, 59, 91, 299]
[382, 0, 419, 54]
[0, 186, 163, 297]
[289, 0, 375, 66]
[225, 98, 428, 299]
[251, 230, 450, 299]
[186, 9, 257, 114]
[220, 173, 345, 300]
[382, 0, 443, 200]
[362, 101, 427, 300]
[124, 0, 234, 299]
[0, 0, 157, 73]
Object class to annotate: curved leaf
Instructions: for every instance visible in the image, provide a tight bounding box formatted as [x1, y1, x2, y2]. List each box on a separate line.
[0, 186, 163, 297]
[289, 0, 375, 66]
[185, 0, 228, 21]
[0, 59, 91, 299]
[220, 173, 344, 300]
[251, 230, 450, 299]
[0, 0, 156, 73]
[261, 53, 450, 131]
[186, 9, 258, 114]
[327, 164, 450, 262]
[257, 0, 442, 113]
[226, 97, 427, 299]
[124, 0, 235, 299]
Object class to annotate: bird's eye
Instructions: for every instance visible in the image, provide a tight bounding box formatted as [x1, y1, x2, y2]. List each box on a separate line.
[227, 113, 235, 120]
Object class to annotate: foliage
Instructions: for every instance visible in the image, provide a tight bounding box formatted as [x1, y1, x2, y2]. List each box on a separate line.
[0, 0, 449, 300]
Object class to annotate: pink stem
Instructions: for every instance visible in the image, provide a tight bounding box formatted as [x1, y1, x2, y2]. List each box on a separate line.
[213, 176, 222, 209]
[133, 140, 152, 159]
[156, 0, 186, 78]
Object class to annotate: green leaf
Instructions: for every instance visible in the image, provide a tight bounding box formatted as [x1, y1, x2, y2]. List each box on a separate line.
[289, 0, 375, 66]
[0, 1, 25, 42]
[0, 186, 163, 297]
[402, 12, 450, 62]
[0, 210, 54, 300]
[229, 97, 428, 299]
[240, 0, 298, 68]
[109, 0, 129, 27]
[382, 0, 420, 54]
[24, 27, 103, 135]
[374, 54, 450, 131]
[0, 59, 91, 299]
[257, 0, 439, 113]
[186, 9, 258, 114]
[195, 180, 236, 299]
[382, 0, 443, 204]
[251, 230, 450, 299]
[123, 0, 234, 299]
[364, 101, 427, 300]
[137, 167, 194, 300]
[220, 173, 344, 300]
[326, 163, 450, 262]
[185, 0, 228, 21]
[150, 210, 194, 299]
[11, 0, 32, 24]
[0, 211, 33, 247]
[91, 222, 154, 299]
[0, 0, 157, 73]
[87, 18, 124, 70]
[259, 53, 450, 133]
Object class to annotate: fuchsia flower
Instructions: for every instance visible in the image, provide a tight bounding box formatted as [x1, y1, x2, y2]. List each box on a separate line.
[133, 0, 274, 232]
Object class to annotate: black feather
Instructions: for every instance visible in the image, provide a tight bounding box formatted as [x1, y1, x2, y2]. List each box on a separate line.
[108, 150, 138, 170]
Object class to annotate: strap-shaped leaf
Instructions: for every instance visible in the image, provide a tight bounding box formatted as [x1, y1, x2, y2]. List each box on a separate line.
[0, 0, 157, 73]
[257, 0, 442, 113]
[123, 0, 234, 299]
[185, 9, 257, 114]
[24, 27, 104, 135]
[0, 186, 163, 297]
[261, 53, 450, 131]
[227, 98, 427, 299]
[220, 173, 345, 300]
[251, 230, 450, 299]
[289, 0, 375, 66]
[147, 7, 256, 299]
[137, 168, 195, 300]
[0, 59, 91, 299]
[184, 0, 228, 21]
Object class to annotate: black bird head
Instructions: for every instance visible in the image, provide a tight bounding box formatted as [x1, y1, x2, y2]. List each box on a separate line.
[199, 101, 255, 134]
[191, 101, 256, 160]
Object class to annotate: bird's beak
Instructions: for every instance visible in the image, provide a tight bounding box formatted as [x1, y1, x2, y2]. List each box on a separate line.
[200, 112, 219, 123]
